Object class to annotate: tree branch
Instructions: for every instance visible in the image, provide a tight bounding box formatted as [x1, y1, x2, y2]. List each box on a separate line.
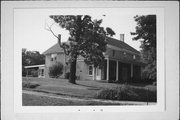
[44, 22, 59, 39]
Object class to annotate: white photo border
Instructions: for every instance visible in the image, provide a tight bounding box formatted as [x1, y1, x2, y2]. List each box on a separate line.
[1, 1, 179, 120]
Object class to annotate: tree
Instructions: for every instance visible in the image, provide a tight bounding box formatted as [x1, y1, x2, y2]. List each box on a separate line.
[48, 15, 115, 84]
[49, 62, 64, 78]
[131, 15, 156, 81]
[22, 48, 45, 76]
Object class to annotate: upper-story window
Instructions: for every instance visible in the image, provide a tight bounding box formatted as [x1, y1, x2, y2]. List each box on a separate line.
[51, 54, 57, 61]
[133, 55, 136, 60]
[112, 50, 115, 57]
[123, 52, 126, 57]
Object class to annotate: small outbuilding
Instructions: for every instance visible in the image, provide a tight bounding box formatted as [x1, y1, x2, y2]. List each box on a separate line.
[24, 64, 45, 78]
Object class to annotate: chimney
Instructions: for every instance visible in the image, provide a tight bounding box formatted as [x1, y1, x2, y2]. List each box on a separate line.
[58, 34, 61, 45]
[120, 34, 124, 42]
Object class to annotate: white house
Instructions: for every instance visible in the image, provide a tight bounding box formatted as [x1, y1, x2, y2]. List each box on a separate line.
[43, 34, 143, 83]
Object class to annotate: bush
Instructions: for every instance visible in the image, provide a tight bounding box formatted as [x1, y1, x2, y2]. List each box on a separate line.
[49, 62, 63, 78]
[95, 85, 156, 102]
[22, 82, 40, 89]
[65, 72, 70, 79]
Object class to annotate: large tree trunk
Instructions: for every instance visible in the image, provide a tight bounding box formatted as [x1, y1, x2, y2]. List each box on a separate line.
[69, 58, 77, 84]
[68, 16, 81, 84]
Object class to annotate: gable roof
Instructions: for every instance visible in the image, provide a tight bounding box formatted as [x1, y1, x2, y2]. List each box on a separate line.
[43, 37, 140, 55]
[106, 37, 140, 54]
[43, 43, 64, 55]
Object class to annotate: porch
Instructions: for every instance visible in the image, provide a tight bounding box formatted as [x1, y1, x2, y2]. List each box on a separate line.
[92, 58, 142, 83]
[24, 64, 45, 78]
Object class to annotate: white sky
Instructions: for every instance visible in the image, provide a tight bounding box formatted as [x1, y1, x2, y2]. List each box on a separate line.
[14, 8, 158, 54]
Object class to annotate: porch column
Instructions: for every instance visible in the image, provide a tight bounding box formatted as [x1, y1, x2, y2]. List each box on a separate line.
[106, 58, 109, 80]
[131, 63, 133, 78]
[26, 70, 28, 76]
[116, 61, 119, 81]
[93, 66, 96, 80]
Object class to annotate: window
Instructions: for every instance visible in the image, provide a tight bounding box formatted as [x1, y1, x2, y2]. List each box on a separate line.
[51, 58, 53, 61]
[123, 52, 126, 57]
[41, 69, 44, 76]
[112, 50, 115, 57]
[88, 65, 93, 76]
[133, 55, 136, 60]
[51, 54, 57, 61]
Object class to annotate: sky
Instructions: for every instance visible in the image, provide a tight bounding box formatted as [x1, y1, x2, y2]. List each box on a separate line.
[14, 8, 158, 54]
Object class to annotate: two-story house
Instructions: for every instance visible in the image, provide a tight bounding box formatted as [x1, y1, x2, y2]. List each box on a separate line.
[43, 34, 143, 83]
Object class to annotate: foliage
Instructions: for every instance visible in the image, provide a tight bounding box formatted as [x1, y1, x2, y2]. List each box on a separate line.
[48, 62, 64, 78]
[49, 15, 115, 83]
[131, 15, 156, 81]
[95, 85, 156, 102]
[22, 48, 45, 66]
[65, 72, 70, 79]
[22, 48, 45, 76]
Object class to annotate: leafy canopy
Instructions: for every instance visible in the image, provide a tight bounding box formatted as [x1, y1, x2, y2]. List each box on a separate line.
[131, 15, 156, 80]
[50, 15, 115, 67]
[22, 48, 45, 66]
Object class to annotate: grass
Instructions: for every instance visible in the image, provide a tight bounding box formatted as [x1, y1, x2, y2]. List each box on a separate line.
[22, 77, 156, 102]
[23, 82, 40, 88]
[22, 93, 133, 106]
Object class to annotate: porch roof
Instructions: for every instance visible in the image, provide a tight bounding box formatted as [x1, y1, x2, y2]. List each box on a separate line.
[24, 64, 45, 69]
[106, 37, 140, 54]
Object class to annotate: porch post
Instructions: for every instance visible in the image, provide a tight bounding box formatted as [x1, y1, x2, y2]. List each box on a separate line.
[116, 61, 119, 81]
[26, 70, 28, 77]
[106, 58, 109, 80]
[131, 63, 133, 78]
[93, 66, 95, 80]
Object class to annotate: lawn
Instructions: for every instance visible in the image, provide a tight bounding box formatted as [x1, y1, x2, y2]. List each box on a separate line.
[22, 93, 137, 106]
[22, 77, 156, 100]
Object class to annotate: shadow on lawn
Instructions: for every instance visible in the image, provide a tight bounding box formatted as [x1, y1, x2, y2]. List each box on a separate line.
[75, 83, 101, 90]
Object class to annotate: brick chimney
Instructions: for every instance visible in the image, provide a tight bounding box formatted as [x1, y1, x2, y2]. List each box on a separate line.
[120, 34, 124, 42]
[58, 34, 61, 45]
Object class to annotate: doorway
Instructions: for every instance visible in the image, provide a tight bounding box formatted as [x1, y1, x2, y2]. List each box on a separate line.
[96, 67, 101, 80]
[122, 67, 128, 82]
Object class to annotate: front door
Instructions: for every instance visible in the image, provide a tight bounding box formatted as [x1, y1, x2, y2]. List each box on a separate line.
[96, 68, 101, 80]
[122, 67, 128, 82]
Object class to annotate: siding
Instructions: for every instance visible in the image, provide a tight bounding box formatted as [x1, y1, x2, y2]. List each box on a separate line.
[45, 53, 66, 78]
[76, 61, 93, 80]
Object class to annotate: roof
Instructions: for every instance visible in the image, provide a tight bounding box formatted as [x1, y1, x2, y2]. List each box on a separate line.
[43, 37, 140, 55]
[106, 37, 140, 54]
[43, 43, 64, 55]
[24, 64, 45, 69]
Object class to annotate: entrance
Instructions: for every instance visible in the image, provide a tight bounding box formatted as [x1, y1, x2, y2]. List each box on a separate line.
[122, 67, 128, 82]
[109, 60, 116, 81]
[96, 68, 101, 80]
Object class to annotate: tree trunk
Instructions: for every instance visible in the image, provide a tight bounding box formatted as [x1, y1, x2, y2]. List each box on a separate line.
[69, 58, 77, 84]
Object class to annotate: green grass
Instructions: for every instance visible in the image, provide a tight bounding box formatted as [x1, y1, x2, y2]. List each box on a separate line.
[22, 77, 156, 101]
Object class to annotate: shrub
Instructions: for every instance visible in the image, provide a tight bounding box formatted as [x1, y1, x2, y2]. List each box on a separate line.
[22, 82, 40, 89]
[48, 62, 63, 78]
[95, 85, 156, 102]
[65, 72, 70, 79]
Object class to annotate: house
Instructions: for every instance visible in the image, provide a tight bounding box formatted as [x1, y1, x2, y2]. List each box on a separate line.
[43, 34, 143, 83]
[24, 64, 45, 78]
